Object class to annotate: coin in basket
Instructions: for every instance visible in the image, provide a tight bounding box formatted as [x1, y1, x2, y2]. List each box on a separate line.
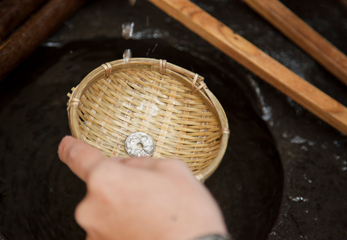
[125, 132, 155, 157]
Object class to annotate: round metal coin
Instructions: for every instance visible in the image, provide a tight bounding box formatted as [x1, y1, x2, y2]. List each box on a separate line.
[125, 132, 155, 157]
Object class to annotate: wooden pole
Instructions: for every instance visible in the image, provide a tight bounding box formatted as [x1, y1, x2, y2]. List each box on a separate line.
[0, 0, 48, 43]
[148, 0, 347, 135]
[243, 0, 347, 86]
[0, 0, 86, 81]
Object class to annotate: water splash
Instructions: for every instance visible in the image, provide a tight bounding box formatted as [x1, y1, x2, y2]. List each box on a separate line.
[301, 146, 308, 151]
[131, 29, 170, 40]
[282, 132, 289, 138]
[333, 140, 341, 147]
[0, 233, 6, 240]
[123, 49, 132, 63]
[290, 136, 307, 144]
[152, 43, 158, 53]
[146, 48, 151, 57]
[261, 106, 272, 121]
[304, 174, 312, 183]
[122, 22, 134, 40]
[247, 75, 273, 125]
[289, 196, 309, 202]
[340, 159, 347, 171]
[42, 42, 63, 48]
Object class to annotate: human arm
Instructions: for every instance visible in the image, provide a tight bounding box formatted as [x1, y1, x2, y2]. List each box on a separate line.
[58, 136, 228, 240]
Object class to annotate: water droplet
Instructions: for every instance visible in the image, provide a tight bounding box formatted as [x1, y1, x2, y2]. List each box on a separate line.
[301, 146, 308, 151]
[123, 49, 132, 63]
[290, 136, 307, 144]
[282, 132, 289, 138]
[334, 155, 341, 160]
[289, 196, 309, 202]
[176, 45, 185, 51]
[152, 43, 158, 53]
[333, 140, 340, 147]
[308, 141, 315, 146]
[342, 166, 347, 171]
[146, 48, 151, 57]
[261, 106, 272, 121]
[42, 42, 63, 47]
[321, 143, 328, 149]
[129, 0, 136, 6]
[122, 22, 134, 40]
[308, 179, 312, 183]
[133, 32, 143, 39]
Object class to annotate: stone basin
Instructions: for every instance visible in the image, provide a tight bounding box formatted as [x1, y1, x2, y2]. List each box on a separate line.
[0, 0, 346, 239]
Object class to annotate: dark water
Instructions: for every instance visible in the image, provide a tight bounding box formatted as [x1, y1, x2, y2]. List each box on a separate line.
[0, 39, 283, 240]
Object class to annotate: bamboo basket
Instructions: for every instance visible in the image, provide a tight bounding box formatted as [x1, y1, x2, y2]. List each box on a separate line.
[67, 58, 229, 181]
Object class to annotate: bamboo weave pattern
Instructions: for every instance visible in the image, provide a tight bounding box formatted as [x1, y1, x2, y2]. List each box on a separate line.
[68, 59, 228, 178]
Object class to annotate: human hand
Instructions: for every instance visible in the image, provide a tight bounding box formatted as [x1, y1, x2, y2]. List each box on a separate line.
[58, 136, 227, 240]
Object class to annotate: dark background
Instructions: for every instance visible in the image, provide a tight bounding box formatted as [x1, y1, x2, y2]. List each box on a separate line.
[1, 0, 347, 239]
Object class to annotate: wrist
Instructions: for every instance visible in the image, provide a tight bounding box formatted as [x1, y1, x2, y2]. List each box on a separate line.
[192, 234, 231, 240]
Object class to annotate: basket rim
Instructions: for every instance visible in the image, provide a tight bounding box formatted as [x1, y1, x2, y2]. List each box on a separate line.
[68, 58, 229, 181]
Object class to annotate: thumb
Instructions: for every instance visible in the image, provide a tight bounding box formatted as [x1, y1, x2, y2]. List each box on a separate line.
[58, 136, 107, 182]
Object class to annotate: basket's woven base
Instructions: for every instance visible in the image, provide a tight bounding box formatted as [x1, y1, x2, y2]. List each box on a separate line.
[75, 67, 222, 175]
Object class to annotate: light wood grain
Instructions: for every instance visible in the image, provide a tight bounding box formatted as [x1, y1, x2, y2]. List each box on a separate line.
[244, 0, 347, 86]
[148, 0, 347, 135]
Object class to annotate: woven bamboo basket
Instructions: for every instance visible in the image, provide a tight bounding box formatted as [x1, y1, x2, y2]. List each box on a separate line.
[67, 58, 229, 181]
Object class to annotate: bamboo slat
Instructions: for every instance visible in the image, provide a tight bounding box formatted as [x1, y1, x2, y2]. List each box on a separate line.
[68, 58, 229, 181]
[148, 0, 347, 135]
[244, 0, 347, 86]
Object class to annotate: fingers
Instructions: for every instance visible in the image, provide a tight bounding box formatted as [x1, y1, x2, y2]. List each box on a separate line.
[85, 235, 95, 240]
[119, 157, 161, 170]
[58, 136, 107, 182]
[85, 231, 99, 240]
[58, 135, 191, 181]
[75, 196, 92, 231]
[120, 157, 191, 175]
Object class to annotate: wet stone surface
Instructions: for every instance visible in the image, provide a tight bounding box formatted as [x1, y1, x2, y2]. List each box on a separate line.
[0, 39, 282, 240]
[1, 0, 347, 239]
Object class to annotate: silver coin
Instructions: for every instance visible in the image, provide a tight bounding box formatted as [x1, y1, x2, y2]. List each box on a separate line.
[125, 132, 155, 157]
